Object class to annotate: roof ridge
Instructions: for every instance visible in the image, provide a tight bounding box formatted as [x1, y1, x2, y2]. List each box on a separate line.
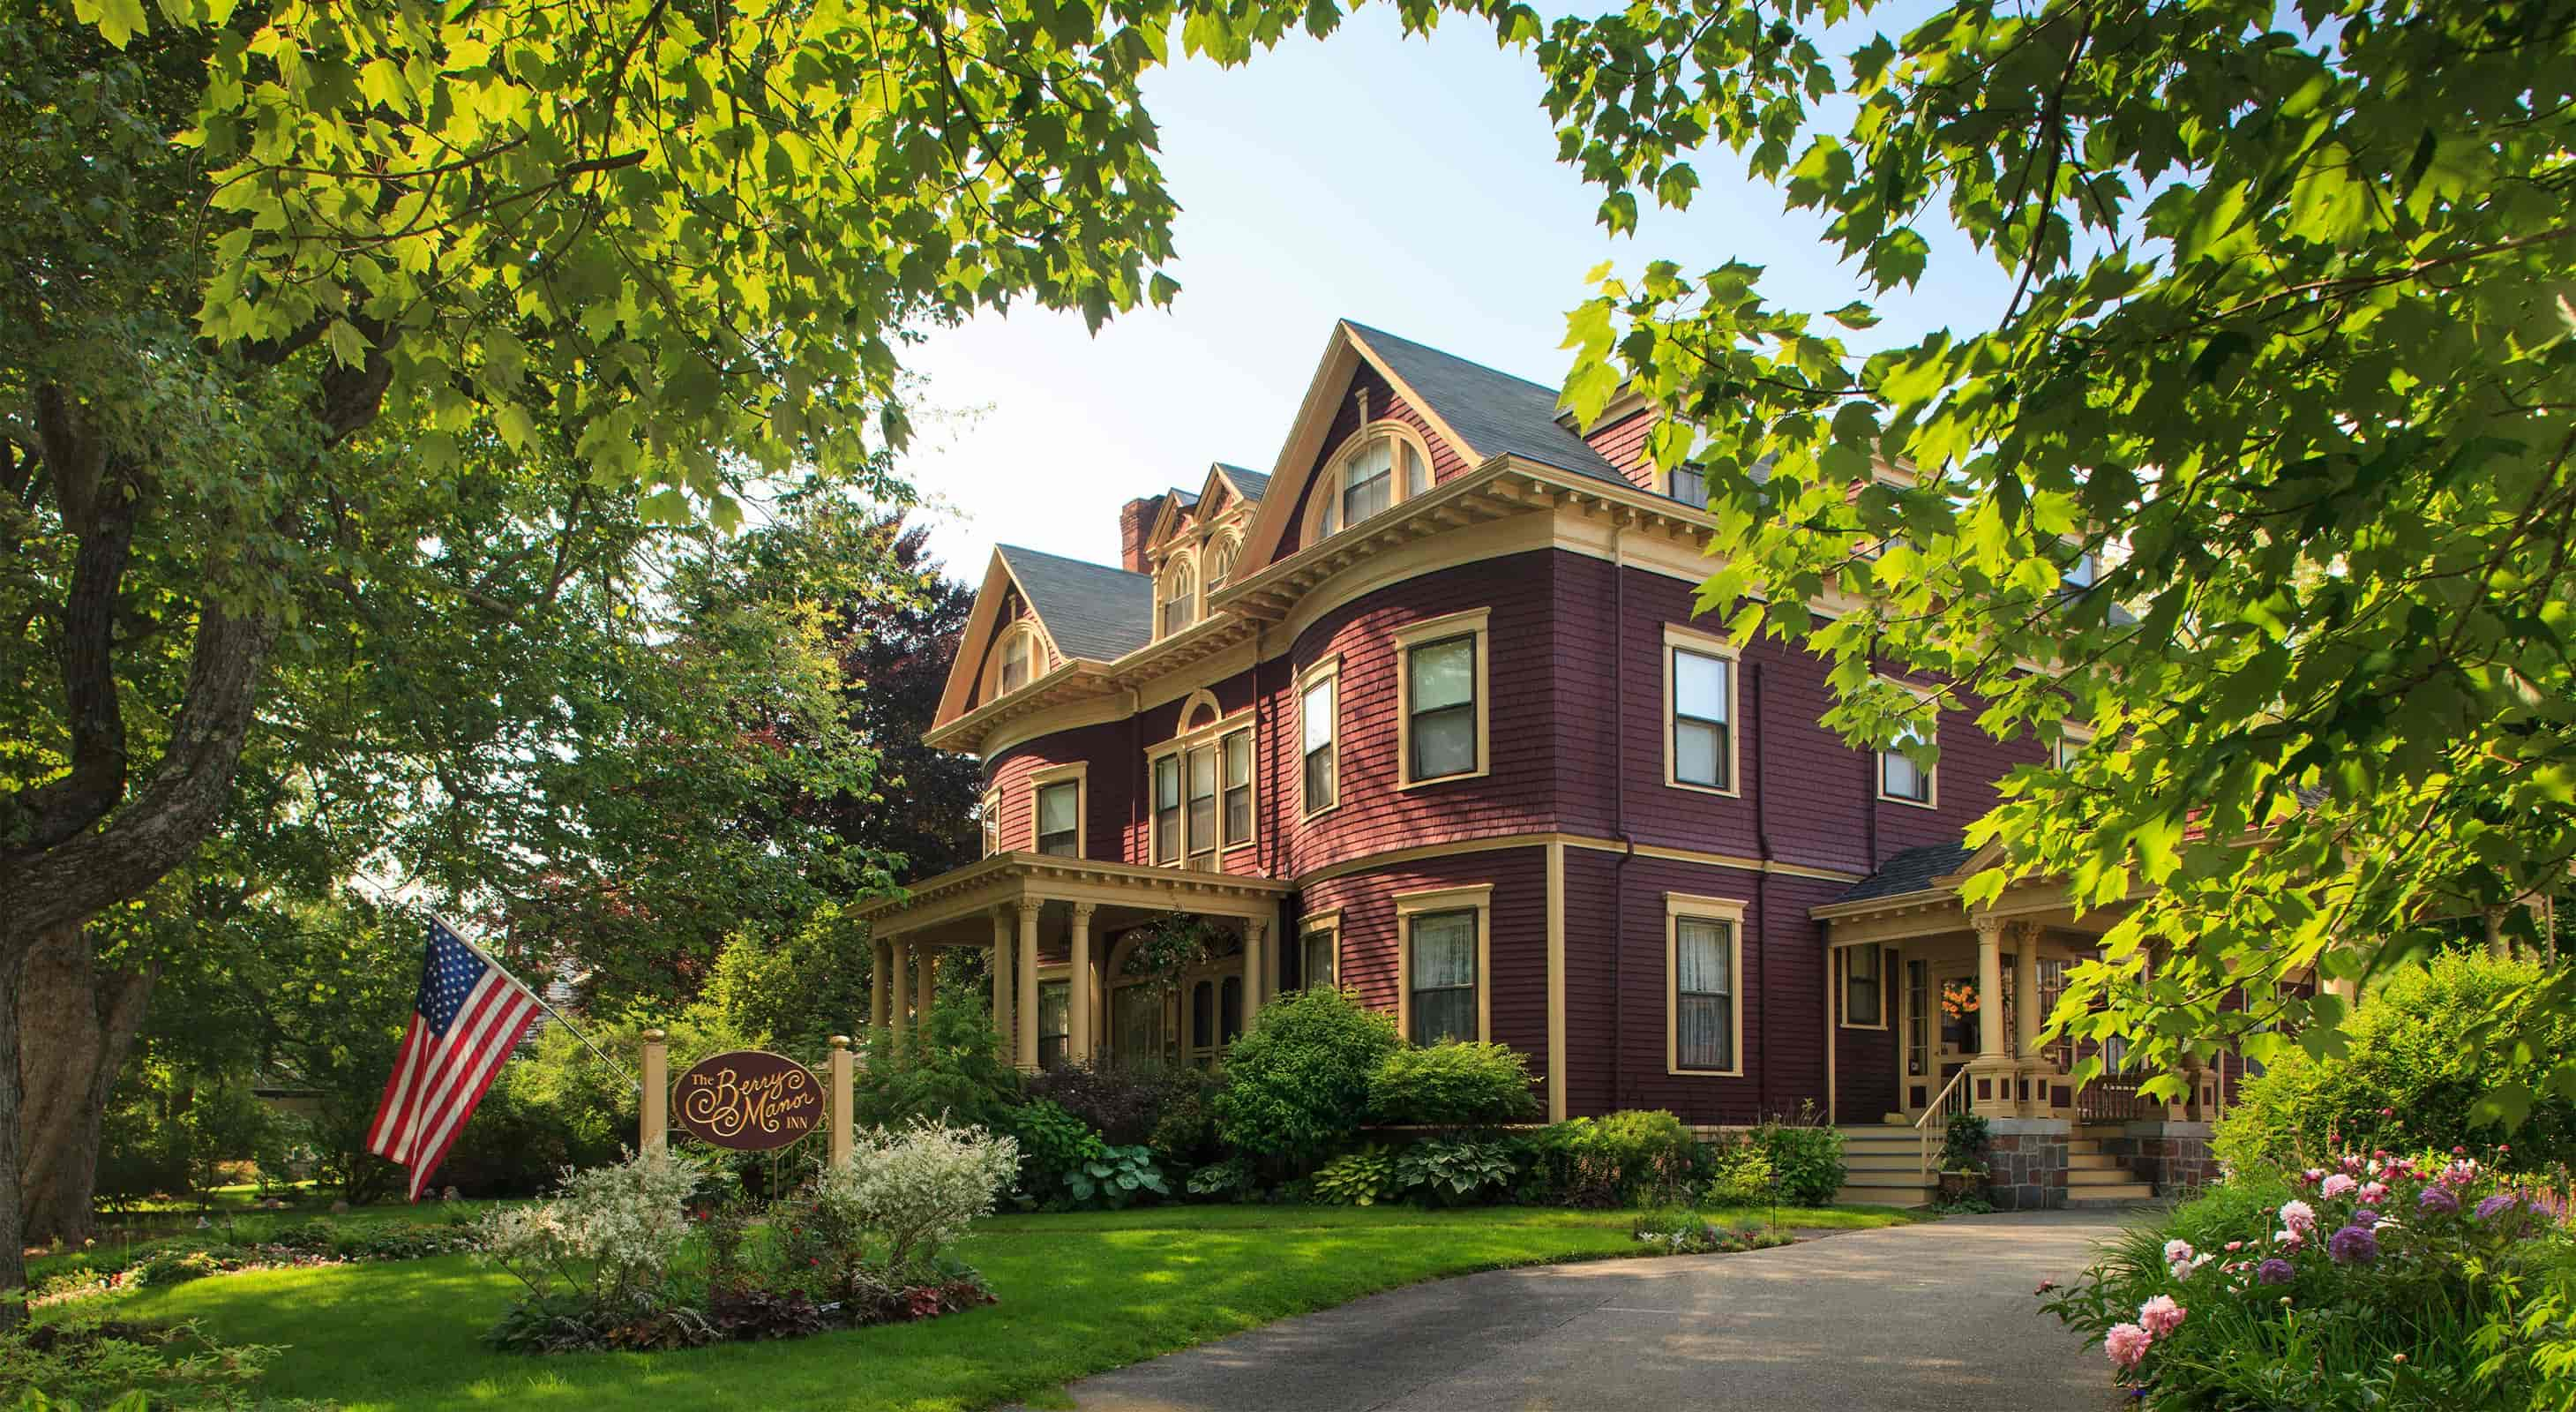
[1339, 318, 1565, 401]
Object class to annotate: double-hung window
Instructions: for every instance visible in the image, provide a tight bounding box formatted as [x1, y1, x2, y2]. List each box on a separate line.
[1407, 911, 1478, 1044]
[1300, 663, 1338, 814]
[1035, 781, 1079, 857]
[1301, 920, 1337, 989]
[1222, 730, 1254, 844]
[1153, 755, 1182, 864]
[979, 788, 1001, 858]
[1159, 560, 1196, 636]
[1037, 981, 1070, 1069]
[1394, 611, 1488, 787]
[1187, 744, 1218, 865]
[1667, 632, 1734, 792]
[1840, 945, 1884, 1027]
[1666, 895, 1744, 1075]
[1669, 465, 1709, 509]
[1312, 426, 1431, 543]
[1342, 439, 1394, 526]
[1879, 685, 1936, 807]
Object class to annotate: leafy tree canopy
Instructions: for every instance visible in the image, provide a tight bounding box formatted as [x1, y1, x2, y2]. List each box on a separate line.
[1547, 0, 2575, 1116]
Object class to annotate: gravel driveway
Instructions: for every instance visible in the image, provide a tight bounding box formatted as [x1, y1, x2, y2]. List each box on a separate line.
[1032, 1209, 2134, 1412]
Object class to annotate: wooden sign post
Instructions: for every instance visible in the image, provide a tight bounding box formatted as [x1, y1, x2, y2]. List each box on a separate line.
[637, 1033, 853, 1164]
[640, 1028, 669, 1152]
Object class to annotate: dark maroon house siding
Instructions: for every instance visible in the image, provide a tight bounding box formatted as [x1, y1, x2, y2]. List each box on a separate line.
[1277, 363, 1473, 560]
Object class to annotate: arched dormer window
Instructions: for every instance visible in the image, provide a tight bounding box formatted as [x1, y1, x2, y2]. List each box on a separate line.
[1309, 423, 1434, 543]
[991, 621, 1043, 700]
[1158, 553, 1198, 637]
[1207, 536, 1239, 594]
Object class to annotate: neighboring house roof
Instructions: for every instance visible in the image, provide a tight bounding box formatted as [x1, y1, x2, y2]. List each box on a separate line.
[1833, 840, 1978, 905]
[1217, 465, 1269, 500]
[1343, 321, 1628, 485]
[994, 545, 1155, 662]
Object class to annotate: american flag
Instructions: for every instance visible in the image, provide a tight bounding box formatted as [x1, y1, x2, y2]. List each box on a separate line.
[364, 919, 543, 1200]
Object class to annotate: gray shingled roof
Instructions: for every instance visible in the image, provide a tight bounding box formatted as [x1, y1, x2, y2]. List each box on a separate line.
[995, 545, 1154, 664]
[1344, 321, 1629, 485]
[1218, 464, 1269, 501]
[1833, 840, 1976, 905]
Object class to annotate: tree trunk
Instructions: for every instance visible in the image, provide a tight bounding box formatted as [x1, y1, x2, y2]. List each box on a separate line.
[19, 921, 157, 1246]
[1, 943, 25, 1328]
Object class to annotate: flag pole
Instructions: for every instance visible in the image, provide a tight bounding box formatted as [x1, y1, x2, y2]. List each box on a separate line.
[429, 911, 640, 1093]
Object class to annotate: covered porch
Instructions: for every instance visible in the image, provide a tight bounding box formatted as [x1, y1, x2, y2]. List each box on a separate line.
[850, 853, 1292, 1071]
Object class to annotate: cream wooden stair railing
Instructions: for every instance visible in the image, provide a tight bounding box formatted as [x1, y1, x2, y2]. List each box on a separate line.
[1915, 1066, 1975, 1183]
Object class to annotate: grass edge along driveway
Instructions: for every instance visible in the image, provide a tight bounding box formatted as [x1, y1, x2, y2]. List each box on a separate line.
[98, 1204, 1921, 1411]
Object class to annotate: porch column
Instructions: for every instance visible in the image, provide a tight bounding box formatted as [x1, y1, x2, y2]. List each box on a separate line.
[915, 943, 937, 1042]
[2012, 925, 2042, 1058]
[1970, 913, 2017, 1117]
[1016, 899, 1042, 1069]
[1243, 918, 1266, 1026]
[889, 939, 911, 1039]
[1068, 904, 1096, 1068]
[870, 941, 890, 1030]
[991, 908, 1015, 1066]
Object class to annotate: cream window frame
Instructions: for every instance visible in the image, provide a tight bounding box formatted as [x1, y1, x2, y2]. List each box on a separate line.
[1835, 940, 1890, 1031]
[979, 786, 1002, 859]
[1665, 892, 1747, 1077]
[1298, 655, 1343, 821]
[1147, 707, 1255, 867]
[1662, 622, 1741, 797]
[1300, 909, 1342, 991]
[990, 620, 1045, 700]
[1157, 550, 1200, 639]
[1207, 534, 1240, 593]
[1395, 884, 1493, 1044]
[1304, 421, 1437, 545]
[2049, 722, 2097, 771]
[1876, 677, 1940, 810]
[1028, 762, 1088, 859]
[1393, 607, 1492, 791]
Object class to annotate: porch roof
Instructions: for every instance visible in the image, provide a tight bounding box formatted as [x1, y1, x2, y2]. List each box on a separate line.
[1811, 837, 2133, 945]
[850, 853, 1292, 948]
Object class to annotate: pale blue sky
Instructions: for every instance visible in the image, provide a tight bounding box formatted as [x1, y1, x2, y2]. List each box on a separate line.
[903, 4, 2010, 575]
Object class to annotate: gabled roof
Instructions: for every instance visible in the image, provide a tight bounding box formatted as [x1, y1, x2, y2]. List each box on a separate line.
[1832, 840, 1978, 905]
[993, 545, 1154, 663]
[1216, 464, 1269, 500]
[1343, 321, 1627, 485]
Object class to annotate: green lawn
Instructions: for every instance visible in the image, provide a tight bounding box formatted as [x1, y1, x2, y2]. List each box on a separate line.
[91, 1203, 1921, 1411]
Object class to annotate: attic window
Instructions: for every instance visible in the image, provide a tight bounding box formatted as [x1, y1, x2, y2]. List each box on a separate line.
[1313, 423, 1434, 542]
[1159, 555, 1198, 637]
[992, 622, 1041, 698]
[1207, 537, 1238, 593]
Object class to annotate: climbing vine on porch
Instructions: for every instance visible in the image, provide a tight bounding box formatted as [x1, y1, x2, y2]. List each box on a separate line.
[1121, 916, 1228, 996]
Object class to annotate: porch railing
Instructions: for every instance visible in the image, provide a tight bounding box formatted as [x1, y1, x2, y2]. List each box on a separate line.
[2078, 1071, 2160, 1124]
[1914, 1066, 1974, 1183]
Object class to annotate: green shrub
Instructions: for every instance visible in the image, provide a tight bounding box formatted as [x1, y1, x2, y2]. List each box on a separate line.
[1312, 1145, 1404, 1206]
[1213, 987, 1401, 1166]
[1940, 1113, 1991, 1175]
[1393, 1136, 1521, 1204]
[1532, 1110, 1697, 1207]
[1025, 1061, 1214, 1149]
[2213, 951, 2576, 1175]
[1063, 1145, 1169, 1209]
[1701, 1134, 1775, 1205]
[1752, 1109, 1846, 1206]
[1366, 1041, 1541, 1127]
[1184, 1155, 1256, 1202]
[854, 995, 1026, 1135]
[1, 1314, 281, 1410]
[1000, 1098, 1104, 1206]
[130, 1251, 224, 1288]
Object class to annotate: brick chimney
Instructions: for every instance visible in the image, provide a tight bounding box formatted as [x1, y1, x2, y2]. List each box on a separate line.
[1119, 494, 1164, 575]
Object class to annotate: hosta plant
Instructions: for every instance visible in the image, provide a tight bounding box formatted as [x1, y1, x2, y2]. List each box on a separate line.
[1314, 1145, 1404, 1207]
[1064, 1145, 1168, 1210]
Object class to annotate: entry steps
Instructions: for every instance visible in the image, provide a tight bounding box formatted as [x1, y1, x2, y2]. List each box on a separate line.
[1830, 1123, 2154, 1207]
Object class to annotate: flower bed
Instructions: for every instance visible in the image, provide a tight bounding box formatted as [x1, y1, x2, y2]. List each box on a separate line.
[32, 1216, 482, 1308]
[2043, 1146, 2574, 1408]
[479, 1117, 1018, 1355]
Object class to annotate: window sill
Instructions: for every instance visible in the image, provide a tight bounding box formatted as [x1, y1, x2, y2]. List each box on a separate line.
[1664, 777, 1740, 798]
[1877, 792, 1939, 811]
[1838, 1021, 1891, 1032]
[1667, 1065, 1746, 1078]
[1300, 801, 1343, 824]
[1222, 840, 1256, 853]
[1396, 768, 1489, 792]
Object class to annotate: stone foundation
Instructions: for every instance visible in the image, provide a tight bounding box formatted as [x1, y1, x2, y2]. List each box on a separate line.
[1983, 1117, 2071, 1211]
[2101, 1120, 2218, 1196]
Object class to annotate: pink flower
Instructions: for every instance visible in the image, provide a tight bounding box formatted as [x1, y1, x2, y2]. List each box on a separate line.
[2164, 1239, 2196, 1265]
[2107, 1322, 2153, 1370]
[2302, 1168, 2326, 1185]
[2138, 1295, 2187, 1339]
[2359, 1182, 2387, 1205]
[2320, 1175, 2357, 1199]
[2280, 1199, 2318, 1234]
[2224, 1240, 2244, 1252]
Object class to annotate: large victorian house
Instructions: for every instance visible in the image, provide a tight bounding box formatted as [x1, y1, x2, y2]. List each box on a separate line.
[855, 319, 2258, 1206]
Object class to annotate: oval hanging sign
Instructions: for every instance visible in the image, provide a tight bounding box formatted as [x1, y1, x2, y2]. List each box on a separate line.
[671, 1049, 824, 1152]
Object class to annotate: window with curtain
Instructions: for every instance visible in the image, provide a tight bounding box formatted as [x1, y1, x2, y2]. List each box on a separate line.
[1675, 918, 1734, 1070]
[1187, 745, 1217, 863]
[1301, 676, 1337, 810]
[1408, 910, 1478, 1044]
[1843, 945, 1883, 1025]
[1672, 647, 1731, 789]
[1303, 928, 1336, 988]
[1037, 981, 1070, 1069]
[1882, 716, 1932, 803]
[1407, 635, 1478, 780]
[1153, 755, 1181, 864]
[1222, 730, 1253, 845]
[1036, 781, 1079, 857]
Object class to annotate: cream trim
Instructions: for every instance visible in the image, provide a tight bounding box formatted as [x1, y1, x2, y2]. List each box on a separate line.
[1287, 831, 1863, 890]
[2049, 721, 2097, 771]
[1546, 840, 1568, 1122]
[1661, 622, 1741, 797]
[1145, 707, 1254, 867]
[1395, 883, 1494, 1043]
[988, 619, 1048, 702]
[1027, 762, 1089, 859]
[1157, 548, 1201, 640]
[1173, 687, 1224, 736]
[1393, 607, 1493, 790]
[1304, 419, 1441, 547]
[1297, 655, 1344, 821]
[1299, 909, 1341, 989]
[1836, 942, 1890, 1030]
[979, 785, 1002, 860]
[1666, 892, 1749, 1078]
[1876, 675, 1940, 810]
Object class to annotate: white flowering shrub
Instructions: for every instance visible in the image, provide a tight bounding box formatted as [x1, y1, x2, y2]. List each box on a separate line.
[479, 1146, 705, 1309]
[819, 1117, 1019, 1275]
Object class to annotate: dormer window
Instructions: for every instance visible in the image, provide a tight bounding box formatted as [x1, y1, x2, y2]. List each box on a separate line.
[1158, 556, 1198, 636]
[991, 621, 1043, 700]
[1207, 537, 1237, 594]
[1311, 424, 1434, 542]
[1000, 634, 1030, 693]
